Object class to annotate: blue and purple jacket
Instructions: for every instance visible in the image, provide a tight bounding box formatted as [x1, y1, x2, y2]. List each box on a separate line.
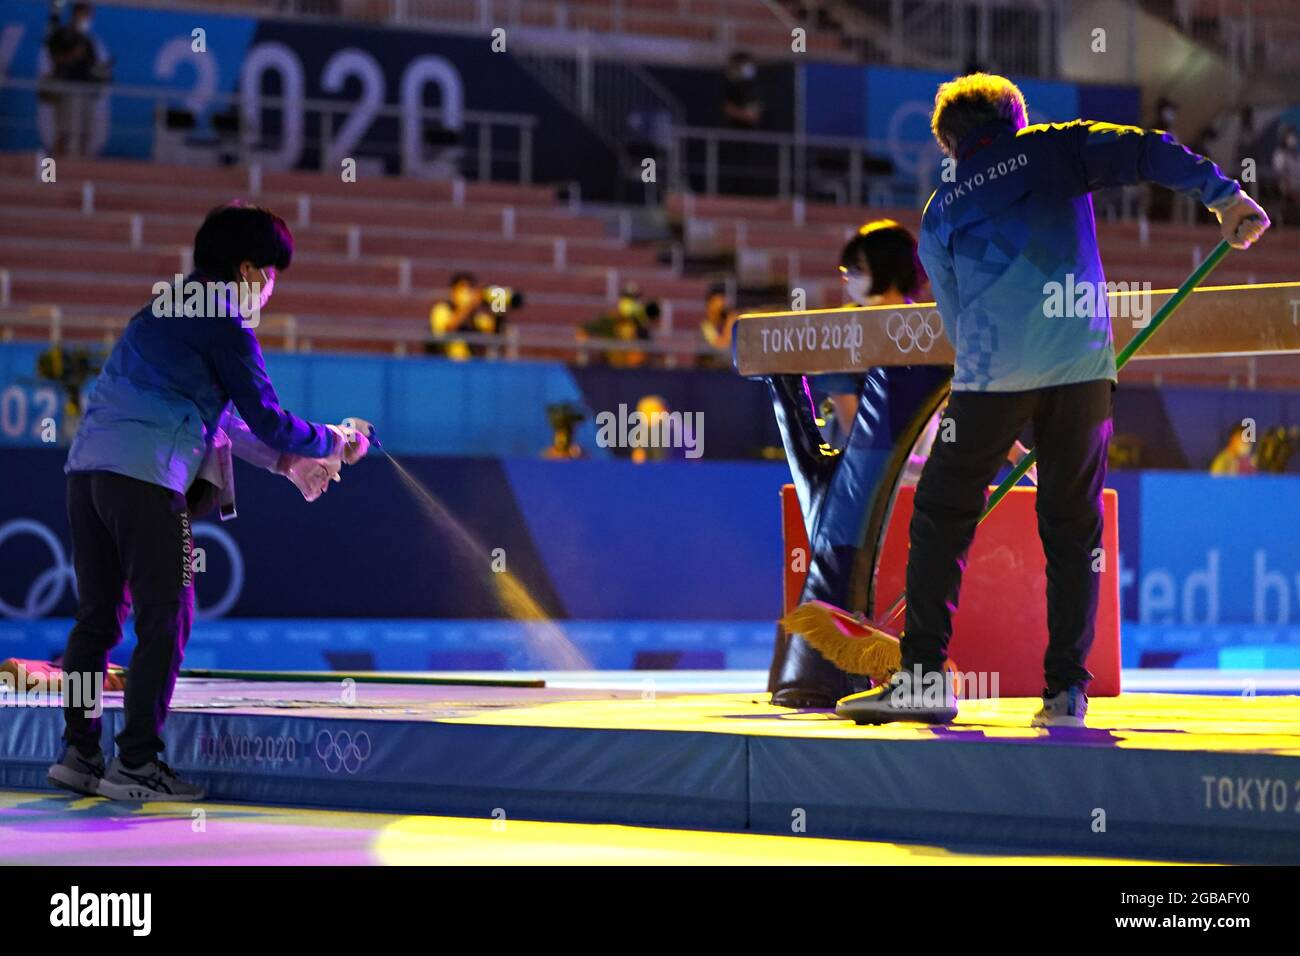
[919, 119, 1241, 392]
[66, 273, 337, 499]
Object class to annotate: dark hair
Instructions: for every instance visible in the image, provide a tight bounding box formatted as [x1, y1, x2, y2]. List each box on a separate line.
[930, 73, 1027, 156]
[838, 219, 925, 298]
[449, 272, 478, 288]
[193, 202, 293, 282]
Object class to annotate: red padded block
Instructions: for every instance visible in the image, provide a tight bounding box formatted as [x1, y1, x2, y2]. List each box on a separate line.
[780, 485, 808, 617]
[780, 484, 1122, 697]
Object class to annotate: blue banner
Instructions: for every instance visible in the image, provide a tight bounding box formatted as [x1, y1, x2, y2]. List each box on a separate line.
[0, 446, 789, 625]
[0, 343, 782, 458]
[4, 443, 1300, 668]
[803, 62, 1139, 192]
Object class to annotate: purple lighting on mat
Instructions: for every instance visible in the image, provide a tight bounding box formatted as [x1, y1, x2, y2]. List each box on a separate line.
[0, 795, 384, 865]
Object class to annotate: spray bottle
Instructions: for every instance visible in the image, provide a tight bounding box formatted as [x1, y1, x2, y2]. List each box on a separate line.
[340, 417, 382, 455]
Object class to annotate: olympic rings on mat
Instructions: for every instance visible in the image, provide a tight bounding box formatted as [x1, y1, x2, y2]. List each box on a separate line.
[315, 730, 372, 774]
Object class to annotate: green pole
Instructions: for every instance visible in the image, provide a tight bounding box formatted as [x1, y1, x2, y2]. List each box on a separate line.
[977, 240, 1233, 523]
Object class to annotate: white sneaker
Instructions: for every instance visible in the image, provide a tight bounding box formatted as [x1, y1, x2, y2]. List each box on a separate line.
[1031, 687, 1089, 728]
[47, 744, 105, 796]
[835, 667, 959, 725]
[97, 758, 206, 802]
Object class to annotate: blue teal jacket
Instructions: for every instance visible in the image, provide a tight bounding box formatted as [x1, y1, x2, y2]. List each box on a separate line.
[919, 119, 1241, 392]
[66, 274, 337, 494]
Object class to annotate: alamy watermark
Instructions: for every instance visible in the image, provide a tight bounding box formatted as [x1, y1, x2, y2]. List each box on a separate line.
[0, 663, 102, 717]
[888, 665, 1001, 707]
[594, 403, 704, 459]
[1043, 274, 1153, 327]
[151, 274, 267, 328]
[50, 886, 151, 936]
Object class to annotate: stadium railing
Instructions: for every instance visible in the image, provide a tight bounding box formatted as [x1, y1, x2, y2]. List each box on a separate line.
[0, 304, 723, 368]
[665, 123, 938, 208]
[1, 77, 537, 184]
[109, 0, 818, 60]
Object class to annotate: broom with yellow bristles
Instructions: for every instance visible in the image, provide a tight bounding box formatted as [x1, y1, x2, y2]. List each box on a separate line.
[780, 601, 961, 684]
[784, 240, 1238, 685]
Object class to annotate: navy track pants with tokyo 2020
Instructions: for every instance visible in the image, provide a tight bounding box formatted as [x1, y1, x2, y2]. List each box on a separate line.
[62, 470, 195, 766]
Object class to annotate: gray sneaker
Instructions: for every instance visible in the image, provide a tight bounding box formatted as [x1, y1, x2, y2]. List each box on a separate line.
[47, 744, 105, 796]
[97, 758, 206, 802]
[1031, 687, 1089, 728]
[835, 667, 958, 725]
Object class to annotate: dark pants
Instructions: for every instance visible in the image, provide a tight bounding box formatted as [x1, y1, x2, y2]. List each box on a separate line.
[902, 379, 1113, 694]
[62, 471, 194, 765]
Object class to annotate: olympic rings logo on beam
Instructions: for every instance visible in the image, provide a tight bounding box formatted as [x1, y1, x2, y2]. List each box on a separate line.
[315, 730, 372, 775]
[0, 519, 244, 621]
[885, 310, 944, 354]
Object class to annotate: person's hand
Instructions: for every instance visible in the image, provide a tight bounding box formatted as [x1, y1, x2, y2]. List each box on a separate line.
[278, 455, 340, 502]
[327, 420, 372, 464]
[1216, 192, 1271, 249]
[339, 417, 373, 464]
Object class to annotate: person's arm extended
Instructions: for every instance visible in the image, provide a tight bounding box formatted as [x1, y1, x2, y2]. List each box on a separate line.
[210, 322, 340, 459]
[220, 410, 343, 502]
[1069, 120, 1270, 248]
[221, 412, 281, 471]
[1070, 120, 1239, 207]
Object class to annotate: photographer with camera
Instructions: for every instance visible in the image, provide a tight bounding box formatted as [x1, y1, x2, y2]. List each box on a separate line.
[698, 283, 737, 368]
[42, 2, 112, 157]
[541, 403, 587, 460]
[578, 283, 661, 369]
[425, 272, 521, 360]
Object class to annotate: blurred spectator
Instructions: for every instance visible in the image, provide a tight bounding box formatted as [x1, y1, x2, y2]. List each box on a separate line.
[1271, 126, 1300, 225]
[541, 403, 586, 460]
[422, 120, 466, 178]
[1256, 426, 1297, 473]
[1214, 105, 1255, 186]
[622, 108, 673, 204]
[1210, 423, 1257, 475]
[1152, 97, 1178, 133]
[578, 283, 659, 368]
[36, 340, 103, 444]
[631, 395, 675, 463]
[720, 51, 763, 194]
[722, 52, 762, 129]
[42, 2, 112, 157]
[698, 283, 736, 368]
[1107, 434, 1144, 470]
[426, 272, 509, 360]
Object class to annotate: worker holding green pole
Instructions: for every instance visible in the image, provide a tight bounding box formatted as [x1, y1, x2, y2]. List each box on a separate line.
[837, 73, 1270, 728]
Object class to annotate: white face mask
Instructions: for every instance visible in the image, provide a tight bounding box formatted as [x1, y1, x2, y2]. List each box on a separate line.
[239, 267, 274, 321]
[844, 273, 873, 306]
